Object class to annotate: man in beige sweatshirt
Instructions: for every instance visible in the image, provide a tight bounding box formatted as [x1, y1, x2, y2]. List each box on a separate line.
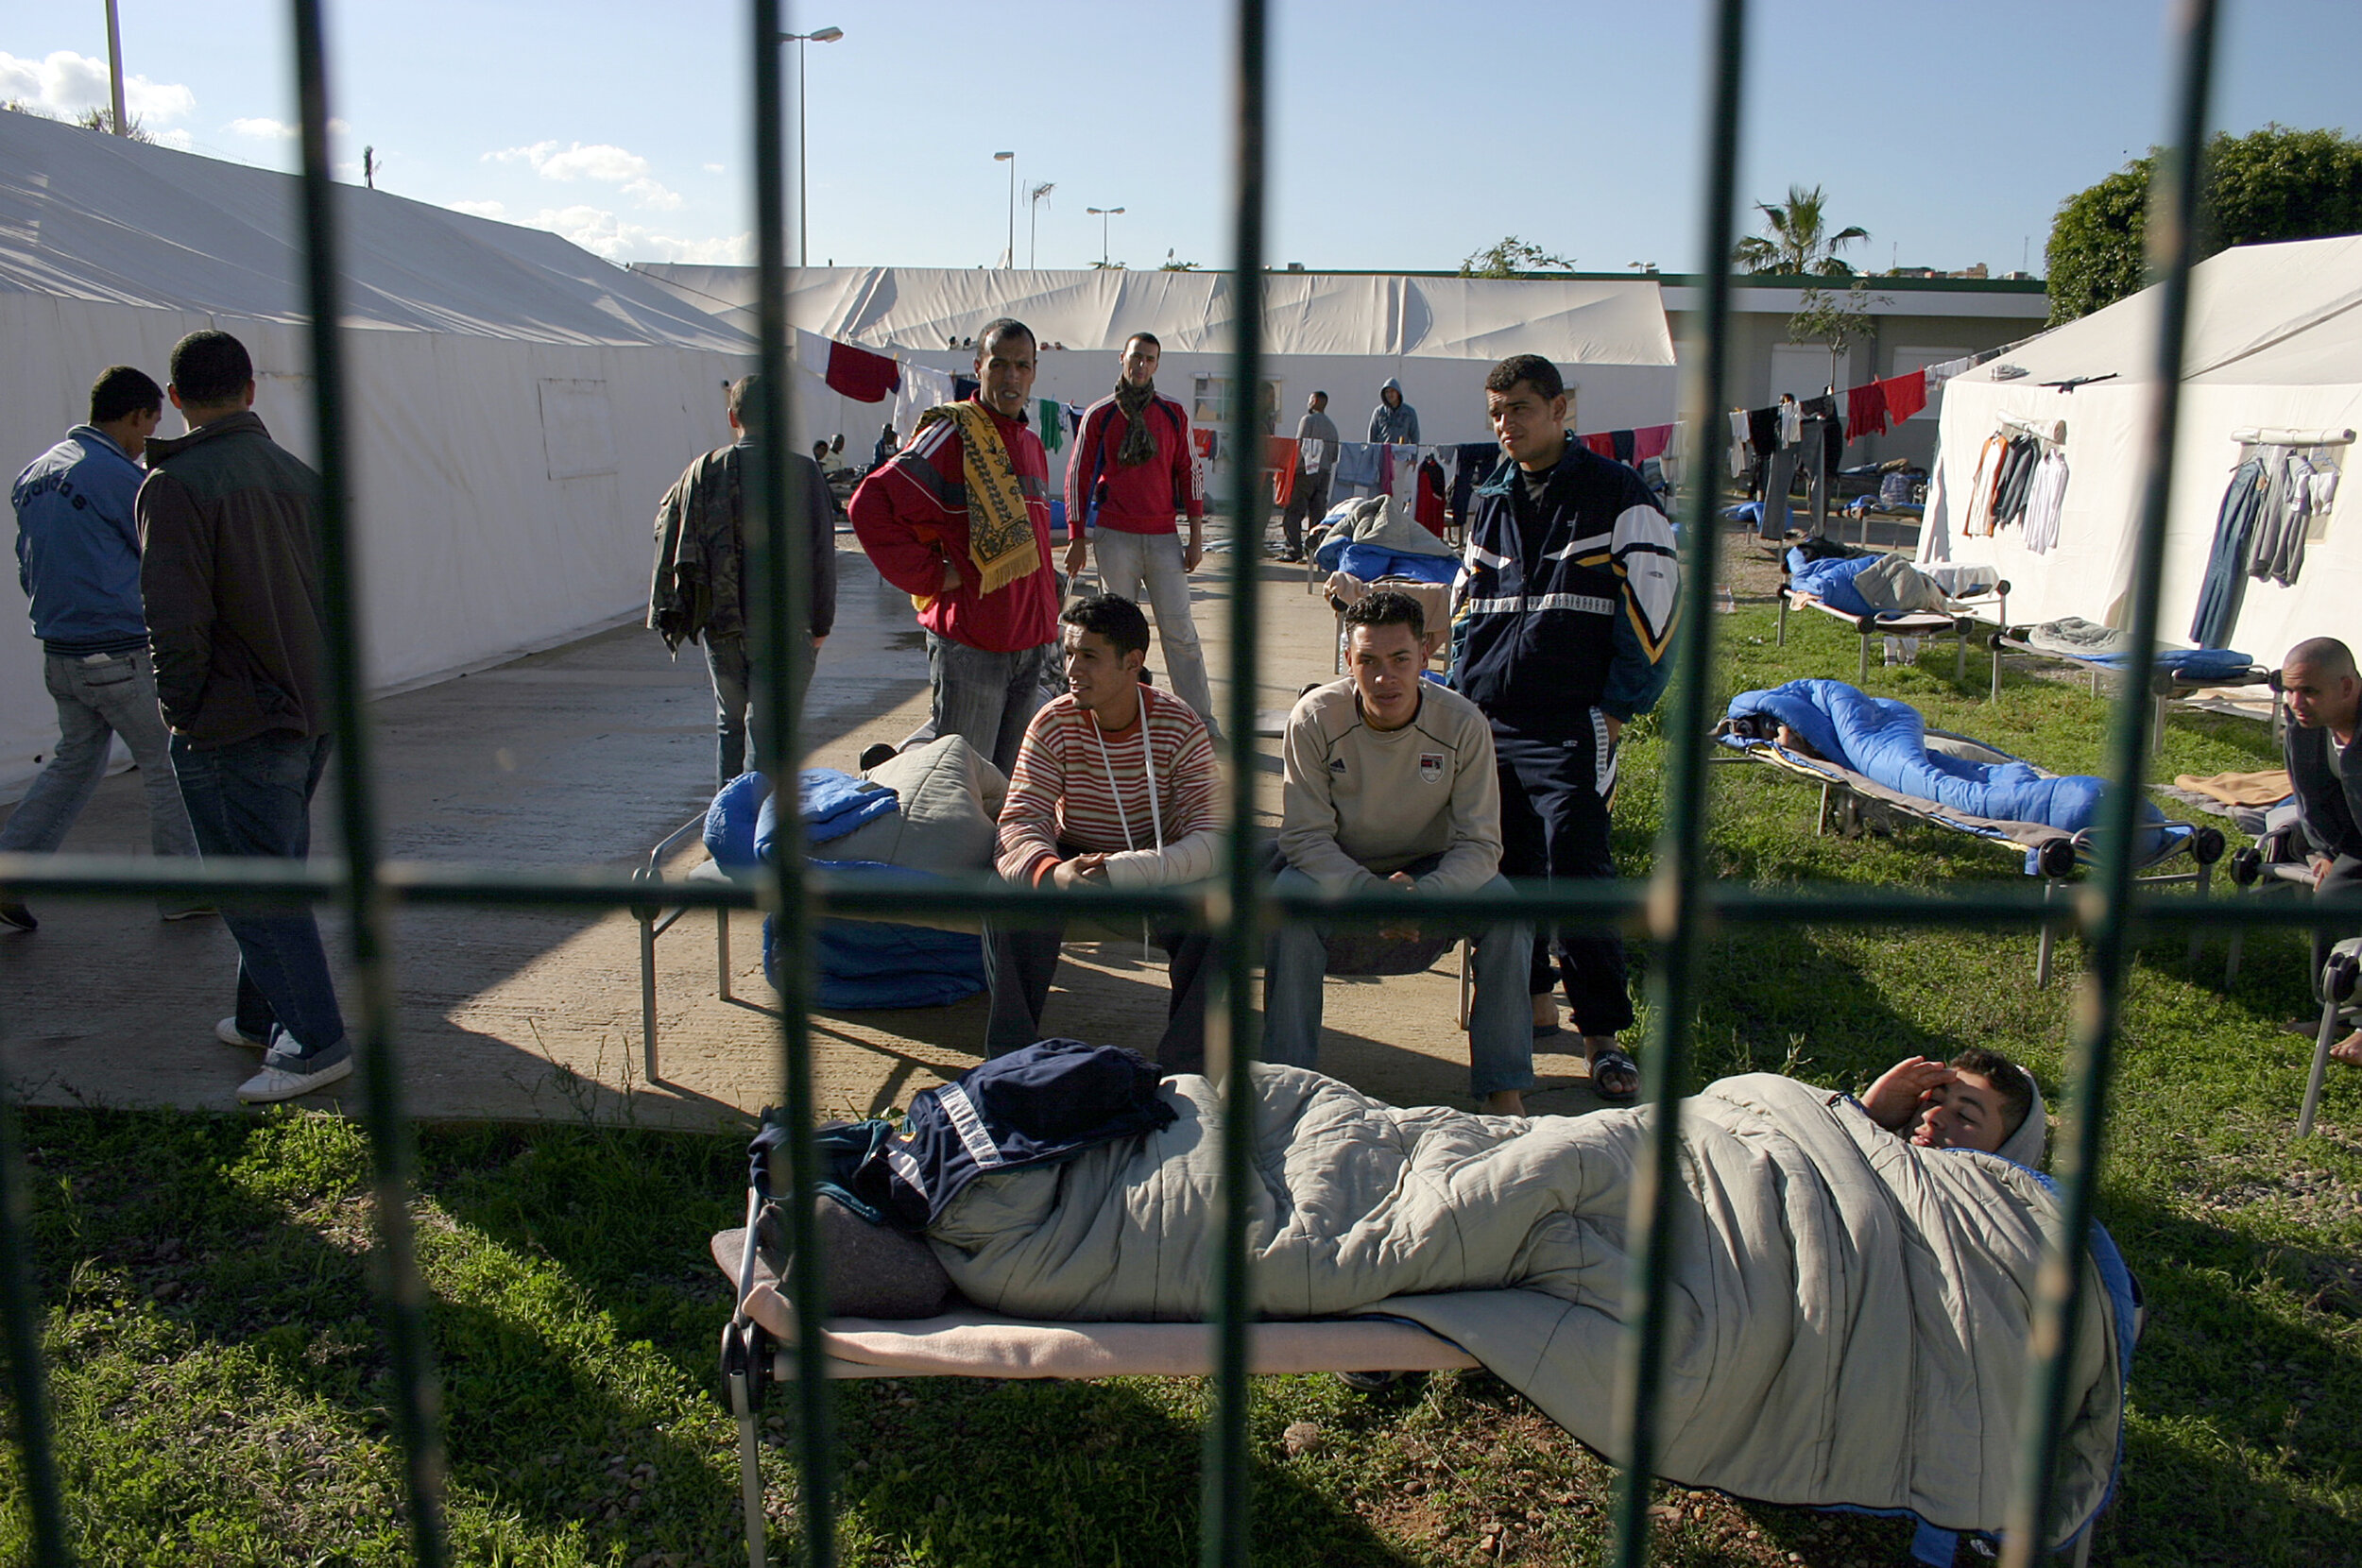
[1269, 591, 1535, 1113]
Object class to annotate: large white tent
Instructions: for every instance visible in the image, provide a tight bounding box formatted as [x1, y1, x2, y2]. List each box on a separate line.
[0, 110, 754, 794]
[636, 264, 1679, 475]
[1922, 236, 2361, 664]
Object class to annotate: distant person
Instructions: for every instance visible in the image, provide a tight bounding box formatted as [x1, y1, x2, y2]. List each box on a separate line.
[1455, 353, 1680, 1105]
[1368, 376, 1419, 445]
[0, 365, 203, 935]
[1278, 389, 1340, 563]
[1269, 591, 1535, 1114]
[1064, 332, 1218, 732]
[2279, 636, 2362, 1066]
[136, 331, 345, 1102]
[986, 593, 1217, 1066]
[871, 423, 898, 472]
[648, 374, 838, 790]
[849, 318, 1059, 778]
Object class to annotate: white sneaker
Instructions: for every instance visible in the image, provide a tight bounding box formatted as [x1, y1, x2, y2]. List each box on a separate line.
[236, 1042, 353, 1103]
[215, 1017, 268, 1049]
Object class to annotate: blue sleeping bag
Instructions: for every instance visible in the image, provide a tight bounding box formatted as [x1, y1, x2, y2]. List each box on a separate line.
[1725, 679, 2167, 847]
[1786, 549, 1883, 618]
[1336, 541, 1458, 585]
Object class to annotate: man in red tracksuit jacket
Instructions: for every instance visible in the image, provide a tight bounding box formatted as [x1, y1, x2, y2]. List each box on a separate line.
[848, 319, 1058, 778]
[1063, 332, 1216, 729]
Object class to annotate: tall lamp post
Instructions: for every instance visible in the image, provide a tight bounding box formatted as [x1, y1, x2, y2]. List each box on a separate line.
[779, 26, 844, 266]
[993, 151, 1015, 267]
[1087, 205, 1125, 268]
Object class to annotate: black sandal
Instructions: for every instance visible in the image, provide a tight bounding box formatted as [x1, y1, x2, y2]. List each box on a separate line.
[1588, 1048, 1640, 1105]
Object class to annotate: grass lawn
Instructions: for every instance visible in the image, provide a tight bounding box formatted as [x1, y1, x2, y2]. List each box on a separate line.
[5, 586, 2360, 1566]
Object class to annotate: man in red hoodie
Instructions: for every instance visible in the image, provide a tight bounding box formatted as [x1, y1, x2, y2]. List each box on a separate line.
[849, 319, 1059, 777]
[1063, 332, 1216, 729]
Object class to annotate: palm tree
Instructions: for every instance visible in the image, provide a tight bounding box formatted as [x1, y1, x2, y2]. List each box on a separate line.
[1734, 184, 1868, 276]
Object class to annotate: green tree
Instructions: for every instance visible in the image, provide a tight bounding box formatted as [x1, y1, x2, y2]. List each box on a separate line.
[1732, 184, 1867, 276]
[1787, 278, 1885, 392]
[2045, 124, 2362, 323]
[1459, 236, 1575, 278]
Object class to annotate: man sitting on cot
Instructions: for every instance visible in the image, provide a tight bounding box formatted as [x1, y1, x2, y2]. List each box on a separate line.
[986, 594, 1220, 1069]
[1268, 590, 1537, 1114]
[2279, 637, 2362, 1066]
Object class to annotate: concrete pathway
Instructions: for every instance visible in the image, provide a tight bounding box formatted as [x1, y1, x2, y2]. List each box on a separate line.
[2, 533, 1616, 1131]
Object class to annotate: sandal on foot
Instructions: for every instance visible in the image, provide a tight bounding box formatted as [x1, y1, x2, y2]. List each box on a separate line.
[1587, 1048, 1640, 1105]
[2330, 1033, 2362, 1068]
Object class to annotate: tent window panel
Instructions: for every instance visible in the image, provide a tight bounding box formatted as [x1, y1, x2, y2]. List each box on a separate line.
[538, 378, 618, 481]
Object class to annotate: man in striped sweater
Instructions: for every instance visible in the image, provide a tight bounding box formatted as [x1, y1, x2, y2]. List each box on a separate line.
[987, 594, 1220, 1067]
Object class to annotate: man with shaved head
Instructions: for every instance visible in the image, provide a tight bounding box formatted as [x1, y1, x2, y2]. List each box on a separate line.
[2280, 636, 2362, 1065]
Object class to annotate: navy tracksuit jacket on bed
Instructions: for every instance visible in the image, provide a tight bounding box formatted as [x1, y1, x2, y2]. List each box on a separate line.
[1455, 440, 1680, 1035]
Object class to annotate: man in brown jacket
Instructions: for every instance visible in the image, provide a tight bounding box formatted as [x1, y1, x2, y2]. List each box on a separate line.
[138, 330, 349, 1104]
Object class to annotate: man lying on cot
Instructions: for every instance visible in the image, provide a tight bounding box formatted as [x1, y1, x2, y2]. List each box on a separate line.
[1856, 1046, 2043, 1161]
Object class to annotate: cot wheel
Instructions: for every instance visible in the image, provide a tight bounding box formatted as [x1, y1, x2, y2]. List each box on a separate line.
[2192, 827, 2227, 865]
[2330, 951, 2362, 1006]
[2038, 839, 2079, 880]
[2230, 846, 2265, 887]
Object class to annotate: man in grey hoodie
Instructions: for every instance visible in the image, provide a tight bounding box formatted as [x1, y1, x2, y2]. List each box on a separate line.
[1368, 377, 1420, 445]
[1279, 390, 1341, 561]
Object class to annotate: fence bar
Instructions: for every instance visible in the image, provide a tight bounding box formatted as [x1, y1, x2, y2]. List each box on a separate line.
[0, 1089, 71, 1565]
[287, 3, 448, 1560]
[2001, 1, 2218, 1561]
[1608, 1, 1747, 1564]
[1202, 1, 1268, 1564]
[747, 4, 834, 1566]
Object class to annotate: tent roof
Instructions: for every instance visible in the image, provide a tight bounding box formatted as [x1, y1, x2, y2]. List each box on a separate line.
[0, 109, 750, 351]
[1954, 235, 2362, 390]
[634, 264, 1676, 366]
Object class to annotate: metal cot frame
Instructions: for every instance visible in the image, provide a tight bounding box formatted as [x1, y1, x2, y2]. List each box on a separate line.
[3, 5, 2354, 1568]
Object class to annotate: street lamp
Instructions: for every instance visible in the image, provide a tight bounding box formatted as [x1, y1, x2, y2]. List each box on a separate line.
[993, 151, 1015, 267]
[779, 25, 845, 267]
[1087, 206, 1125, 268]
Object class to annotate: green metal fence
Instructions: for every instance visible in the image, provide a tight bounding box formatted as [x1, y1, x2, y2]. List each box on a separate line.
[7, 0, 2353, 1565]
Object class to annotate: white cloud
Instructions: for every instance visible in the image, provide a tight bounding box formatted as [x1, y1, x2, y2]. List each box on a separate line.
[0, 50, 194, 124]
[447, 198, 506, 219]
[702, 162, 725, 174]
[488, 139, 681, 210]
[529, 204, 752, 264]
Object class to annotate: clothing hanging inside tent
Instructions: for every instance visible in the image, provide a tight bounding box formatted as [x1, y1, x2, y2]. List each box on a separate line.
[2020, 449, 2070, 554]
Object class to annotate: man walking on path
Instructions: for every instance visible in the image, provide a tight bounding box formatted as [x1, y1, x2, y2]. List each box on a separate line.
[1368, 376, 1420, 446]
[2279, 636, 2362, 1066]
[136, 330, 349, 1103]
[1454, 353, 1680, 1105]
[1063, 332, 1218, 729]
[648, 374, 838, 789]
[1269, 591, 1534, 1114]
[0, 365, 204, 935]
[850, 318, 1060, 778]
[1277, 389, 1340, 563]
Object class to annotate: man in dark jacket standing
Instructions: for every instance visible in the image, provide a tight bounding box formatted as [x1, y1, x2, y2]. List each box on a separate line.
[137, 331, 349, 1104]
[1454, 354, 1679, 1104]
[2281, 636, 2362, 1065]
[647, 374, 838, 788]
[1, 365, 202, 934]
[1278, 390, 1340, 562]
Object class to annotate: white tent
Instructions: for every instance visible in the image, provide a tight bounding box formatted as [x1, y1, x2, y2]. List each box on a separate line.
[0, 110, 754, 794]
[636, 264, 1678, 473]
[1922, 236, 2362, 665]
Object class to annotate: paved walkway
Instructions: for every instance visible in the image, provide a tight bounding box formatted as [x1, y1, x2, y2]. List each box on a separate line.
[1, 535, 1617, 1131]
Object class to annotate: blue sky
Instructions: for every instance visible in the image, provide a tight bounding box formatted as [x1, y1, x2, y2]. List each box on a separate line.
[3, 0, 2355, 275]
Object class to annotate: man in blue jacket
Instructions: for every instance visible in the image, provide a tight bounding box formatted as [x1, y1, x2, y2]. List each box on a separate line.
[1, 365, 202, 934]
[1454, 354, 1679, 1103]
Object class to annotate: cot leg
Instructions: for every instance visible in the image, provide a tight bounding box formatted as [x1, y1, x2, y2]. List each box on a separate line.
[1816, 783, 1833, 836]
[2068, 1530, 2094, 1568]
[1458, 941, 1472, 1032]
[2298, 997, 2340, 1140]
[719, 906, 734, 1003]
[1991, 637, 2003, 702]
[2153, 692, 2167, 756]
[1955, 628, 1967, 684]
[641, 911, 660, 1082]
[1857, 632, 1871, 685]
[1776, 591, 1788, 647]
[2036, 882, 2059, 988]
[2224, 927, 2244, 986]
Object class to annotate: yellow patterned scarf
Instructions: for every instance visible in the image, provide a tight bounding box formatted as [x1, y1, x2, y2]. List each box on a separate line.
[917, 401, 1040, 599]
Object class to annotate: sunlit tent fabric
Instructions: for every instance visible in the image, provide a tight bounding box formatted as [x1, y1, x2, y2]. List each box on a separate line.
[635, 264, 1680, 460]
[0, 110, 754, 793]
[1921, 237, 2362, 667]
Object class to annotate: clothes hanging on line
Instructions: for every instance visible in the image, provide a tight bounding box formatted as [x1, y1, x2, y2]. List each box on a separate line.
[1961, 432, 2008, 537]
[889, 364, 958, 449]
[1800, 394, 1844, 471]
[1036, 399, 1068, 453]
[1881, 368, 1928, 424]
[1728, 409, 1751, 478]
[1633, 424, 1672, 463]
[1777, 400, 1802, 448]
[1451, 442, 1499, 519]
[1266, 435, 1299, 508]
[2019, 449, 2069, 554]
[1387, 444, 1421, 501]
[1991, 435, 2044, 529]
[2247, 447, 2342, 587]
[1415, 454, 1448, 537]
[2189, 456, 2268, 649]
[1845, 381, 1890, 443]
[1332, 441, 1383, 493]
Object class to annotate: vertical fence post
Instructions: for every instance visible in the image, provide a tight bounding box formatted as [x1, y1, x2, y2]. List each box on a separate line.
[0, 1086, 72, 1566]
[748, 4, 832, 1566]
[1202, 1, 1267, 1564]
[287, 4, 447, 1561]
[2001, 2, 2217, 1561]
[1608, 3, 1747, 1564]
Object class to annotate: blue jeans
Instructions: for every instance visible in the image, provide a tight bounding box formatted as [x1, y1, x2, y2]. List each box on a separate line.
[705, 633, 816, 789]
[0, 649, 199, 907]
[925, 634, 1054, 780]
[1261, 861, 1535, 1098]
[170, 732, 346, 1056]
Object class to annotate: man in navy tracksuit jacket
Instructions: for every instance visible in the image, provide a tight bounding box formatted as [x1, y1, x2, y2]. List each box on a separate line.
[1453, 354, 1679, 1101]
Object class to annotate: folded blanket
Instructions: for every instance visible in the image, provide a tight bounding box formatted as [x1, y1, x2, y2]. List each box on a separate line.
[2173, 769, 2292, 807]
[2024, 617, 2127, 657]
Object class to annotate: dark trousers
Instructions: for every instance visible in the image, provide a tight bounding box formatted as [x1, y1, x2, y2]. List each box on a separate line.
[1495, 721, 1634, 1037]
[2316, 853, 2362, 1002]
[984, 912, 1213, 1071]
[170, 731, 347, 1056]
[1280, 470, 1332, 554]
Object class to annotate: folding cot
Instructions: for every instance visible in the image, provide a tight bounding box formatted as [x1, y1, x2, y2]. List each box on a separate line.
[1986, 624, 2273, 742]
[1776, 554, 2009, 685]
